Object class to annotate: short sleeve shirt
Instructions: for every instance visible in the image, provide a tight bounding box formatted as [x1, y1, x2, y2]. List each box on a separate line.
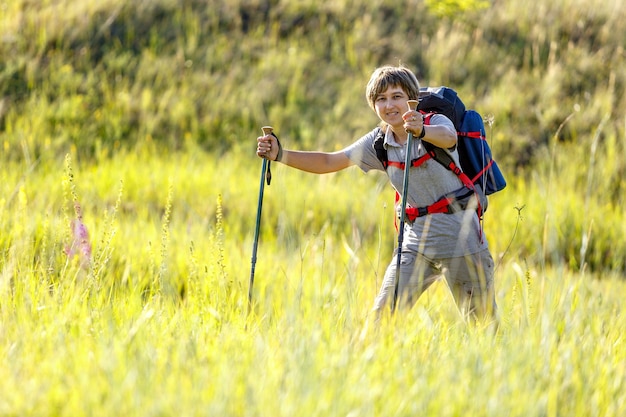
[343, 114, 488, 258]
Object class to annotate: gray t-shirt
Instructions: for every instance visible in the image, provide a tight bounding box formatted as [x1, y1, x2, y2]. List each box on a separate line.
[343, 114, 488, 258]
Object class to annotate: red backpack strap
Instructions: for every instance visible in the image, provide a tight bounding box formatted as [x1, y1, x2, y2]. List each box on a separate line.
[470, 159, 495, 184]
[420, 111, 435, 124]
[457, 130, 485, 139]
[386, 149, 434, 171]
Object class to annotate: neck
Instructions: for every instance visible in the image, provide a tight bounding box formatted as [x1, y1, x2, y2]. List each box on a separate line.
[391, 127, 408, 145]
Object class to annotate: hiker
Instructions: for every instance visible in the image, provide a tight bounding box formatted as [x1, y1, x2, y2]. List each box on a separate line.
[256, 65, 497, 323]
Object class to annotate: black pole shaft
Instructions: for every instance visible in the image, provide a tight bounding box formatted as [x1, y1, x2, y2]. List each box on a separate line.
[391, 131, 414, 313]
[248, 157, 268, 311]
[391, 101, 419, 314]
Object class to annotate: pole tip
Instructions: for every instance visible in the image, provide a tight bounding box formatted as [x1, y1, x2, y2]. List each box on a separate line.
[261, 126, 274, 135]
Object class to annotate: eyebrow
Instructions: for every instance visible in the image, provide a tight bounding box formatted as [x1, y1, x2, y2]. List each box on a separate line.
[377, 88, 405, 97]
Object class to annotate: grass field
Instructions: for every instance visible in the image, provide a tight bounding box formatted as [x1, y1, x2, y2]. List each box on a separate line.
[1, 0, 625, 415]
[1, 147, 625, 416]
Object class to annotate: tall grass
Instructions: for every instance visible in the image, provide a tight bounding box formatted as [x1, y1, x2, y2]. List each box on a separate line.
[1, 0, 625, 415]
[1, 141, 625, 414]
[0, 161, 626, 416]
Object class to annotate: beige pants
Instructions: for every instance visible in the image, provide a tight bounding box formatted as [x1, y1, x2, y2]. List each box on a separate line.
[373, 248, 497, 321]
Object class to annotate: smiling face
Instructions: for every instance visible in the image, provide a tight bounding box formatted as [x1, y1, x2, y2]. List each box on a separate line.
[373, 86, 410, 128]
[365, 65, 421, 128]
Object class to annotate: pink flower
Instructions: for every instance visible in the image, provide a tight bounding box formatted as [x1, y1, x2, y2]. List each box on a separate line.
[65, 218, 92, 269]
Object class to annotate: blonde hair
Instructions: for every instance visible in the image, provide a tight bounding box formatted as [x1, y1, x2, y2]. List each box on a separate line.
[365, 65, 421, 110]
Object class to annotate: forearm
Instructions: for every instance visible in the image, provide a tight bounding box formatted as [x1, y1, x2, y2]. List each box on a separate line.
[257, 134, 352, 173]
[279, 150, 351, 174]
[422, 124, 457, 149]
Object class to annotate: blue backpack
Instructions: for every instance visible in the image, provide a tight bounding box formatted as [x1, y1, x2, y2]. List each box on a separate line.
[373, 86, 506, 220]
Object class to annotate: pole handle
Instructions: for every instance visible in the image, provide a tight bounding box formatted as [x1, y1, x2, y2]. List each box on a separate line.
[407, 100, 418, 111]
[261, 126, 275, 184]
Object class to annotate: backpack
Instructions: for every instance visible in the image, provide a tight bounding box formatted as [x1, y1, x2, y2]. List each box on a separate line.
[373, 86, 506, 222]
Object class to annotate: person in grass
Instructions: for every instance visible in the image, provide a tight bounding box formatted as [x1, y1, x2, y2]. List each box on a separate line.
[256, 65, 497, 323]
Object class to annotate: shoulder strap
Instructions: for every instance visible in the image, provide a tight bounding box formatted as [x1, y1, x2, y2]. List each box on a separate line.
[373, 116, 436, 171]
[373, 128, 387, 169]
[422, 141, 475, 190]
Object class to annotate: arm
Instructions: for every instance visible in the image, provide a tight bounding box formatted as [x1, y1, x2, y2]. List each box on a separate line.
[257, 134, 353, 174]
[403, 111, 457, 149]
[421, 124, 457, 149]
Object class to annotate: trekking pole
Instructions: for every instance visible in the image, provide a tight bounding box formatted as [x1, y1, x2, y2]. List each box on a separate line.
[248, 126, 274, 313]
[391, 100, 419, 314]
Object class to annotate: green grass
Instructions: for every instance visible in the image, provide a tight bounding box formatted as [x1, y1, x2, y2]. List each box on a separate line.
[1, 260, 625, 416]
[1, 147, 625, 415]
[1, 0, 625, 415]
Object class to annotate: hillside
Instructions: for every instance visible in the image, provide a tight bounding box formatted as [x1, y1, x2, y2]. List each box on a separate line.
[1, 0, 624, 164]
